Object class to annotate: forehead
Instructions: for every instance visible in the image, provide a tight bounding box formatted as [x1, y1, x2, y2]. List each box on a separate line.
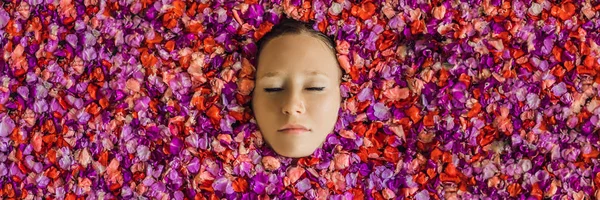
[256, 34, 339, 79]
[259, 70, 329, 79]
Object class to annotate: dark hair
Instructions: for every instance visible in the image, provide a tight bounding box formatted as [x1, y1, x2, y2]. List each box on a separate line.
[255, 17, 337, 65]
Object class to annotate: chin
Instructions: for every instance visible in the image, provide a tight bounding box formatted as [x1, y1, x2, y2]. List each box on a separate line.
[279, 152, 311, 158]
[275, 149, 313, 158]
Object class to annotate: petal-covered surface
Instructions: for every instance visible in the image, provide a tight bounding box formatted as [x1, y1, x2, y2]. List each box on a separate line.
[0, 0, 600, 199]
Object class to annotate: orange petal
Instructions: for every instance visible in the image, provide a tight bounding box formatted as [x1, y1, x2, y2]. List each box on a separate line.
[415, 172, 429, 185]
[140, 50, 158, 68]
[564, 40, 577, 54]
[531, 183, 543, 199]
[145, 31, 163, 44]
[337, 55, 351, 73]
[191, 95, 206, 110]
[432, 6, 446, 20]
[383, 86, 410, 101]
[477, 132, 495, 147]
[582, 147, 600, 159]
[239, 58, 254, 78]
[207, 105, 222, 126]
[317, 19, 327, 33]
[551, 65, 566, 79]
[298, 156, 320, 167]
[383, 146, 400, 163]
[583, 55, 597, 68]
[186, 20, 204, 34]
[358, 2, 376, 20]
[109, 183, 122, 191]
[405, 105, 422, 123]
[171, 0, 185, 16]
[99, 97, 109, 109]
[101, 59, 112, 69]
[87, 83, 99, 100]
[551, 46, 563, 62]
[557, 3, 576, 20]
[426, 168, 437, 179]
[423, 111, 437, 127]
[43, 119, 56, 134]
[352, 123, 367, 137]
[254, 22, 274, 40]
[233, 177, 248, 193]
[237, 78, 254, 96]
[576, 65, 596, 75]
[467, 102, 482, 118]
[508, 183, 522, 197]
[410, 20, 425, 35]
[98, 150, 109, 166]
[459, 73, 472, 87]
[564, 61, 575, 72]
[438, 69, 449, 87]
[439, 173, 460, 183]
[443, 151, 454, 164]
[430, 148, 443, 161]
[65, 193, 77, 200]
[164, 40, 175, 52]
[203, 36, 216, 53]
[85, 102, 101, 116]
[229, 110, 244, 121]
[594, 172, 600, 189]
[364, 122, 380, 138]
[445, 163, 459, 176]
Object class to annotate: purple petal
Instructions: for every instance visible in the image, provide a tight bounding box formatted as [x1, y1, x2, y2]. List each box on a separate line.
[187, 157, 200, 174]
[551, 82, 567, 96]
[0, 8, 9, 29]
[213, 177, 234, 194]
[0, 114, 15, 137]
[357, 87, 373, 102]
[373, 102, 391, 120]
[295, 178, 311, 193]
[414, 190, 430, 200]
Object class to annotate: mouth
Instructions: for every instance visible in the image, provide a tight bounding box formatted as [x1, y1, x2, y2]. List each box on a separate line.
[278, 124, 311, 134]
[278, 128, 310, 134]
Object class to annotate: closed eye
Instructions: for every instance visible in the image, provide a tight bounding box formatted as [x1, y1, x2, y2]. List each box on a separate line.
[264, 88, 283, 92]
[306, 87, 325, 91]
[264, 87, 325, 92]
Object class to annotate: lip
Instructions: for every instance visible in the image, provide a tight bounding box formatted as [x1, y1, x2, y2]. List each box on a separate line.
[279, 128, 310, 134]
[278, 124, 310, 134]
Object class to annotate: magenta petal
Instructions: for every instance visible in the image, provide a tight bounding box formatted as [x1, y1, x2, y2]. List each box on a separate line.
[169, 136, 184, 155]
[187, 157, 200, 173]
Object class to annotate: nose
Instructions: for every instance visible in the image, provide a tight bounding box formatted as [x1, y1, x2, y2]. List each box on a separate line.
[282, 94, 305, 115]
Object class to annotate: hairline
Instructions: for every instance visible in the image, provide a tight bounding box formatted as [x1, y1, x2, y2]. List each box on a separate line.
[256, 30, 337, 65]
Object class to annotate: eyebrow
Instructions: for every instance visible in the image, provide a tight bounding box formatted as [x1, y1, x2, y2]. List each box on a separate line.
[259, 71, 281, 79]
[258, 70, 329, 79]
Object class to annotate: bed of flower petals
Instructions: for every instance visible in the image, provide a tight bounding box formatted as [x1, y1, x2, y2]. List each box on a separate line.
[1, 0, 600, 199]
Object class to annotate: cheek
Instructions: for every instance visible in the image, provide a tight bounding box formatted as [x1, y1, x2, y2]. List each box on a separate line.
[310, 93, 341, 111]
[252, 96, 280, 121]
[307, 94, 341, 127]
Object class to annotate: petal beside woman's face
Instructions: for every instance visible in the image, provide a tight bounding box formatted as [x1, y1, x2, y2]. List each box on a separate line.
[252, 33, 342, 158]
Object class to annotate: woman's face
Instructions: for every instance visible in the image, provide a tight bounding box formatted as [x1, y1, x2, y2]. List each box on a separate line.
[252, 33, 342, 158]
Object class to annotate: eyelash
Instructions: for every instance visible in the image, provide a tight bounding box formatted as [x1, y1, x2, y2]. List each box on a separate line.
[264, 87, 325, 92]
